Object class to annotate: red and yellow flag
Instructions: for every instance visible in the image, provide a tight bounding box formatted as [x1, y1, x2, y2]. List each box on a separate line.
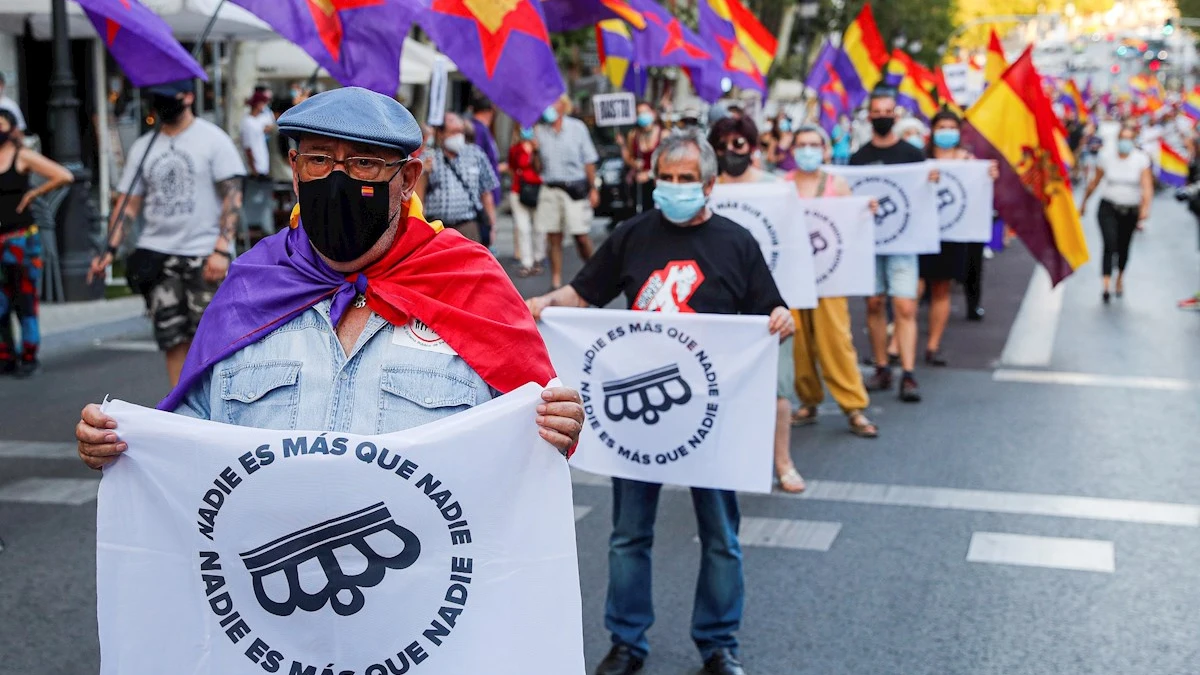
[963, 47, 1089, 284]
[842, 4, 889, 93]
[985, 28, 1007, 86]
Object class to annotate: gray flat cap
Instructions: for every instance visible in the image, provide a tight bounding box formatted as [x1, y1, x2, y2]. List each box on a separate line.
[278, 87, 422, 154]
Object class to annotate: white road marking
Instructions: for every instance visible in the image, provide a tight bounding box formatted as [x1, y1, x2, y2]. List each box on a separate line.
[993, 368, 1198, 391]
[570, 469, 1200, 527]
[0, 478, 99, 505]
[1000, 266, 1064, 368]
[574, 505, 593, 522]
[736, 517, 841, 551]
[966, 532, 1115, 573]
[92, 339, 159, 352]
[0, 441, 78, 460]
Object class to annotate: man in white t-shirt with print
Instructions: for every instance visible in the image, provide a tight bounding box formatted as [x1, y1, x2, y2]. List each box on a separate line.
[240, 89, 276, 234]
[88, 80, 246, 385]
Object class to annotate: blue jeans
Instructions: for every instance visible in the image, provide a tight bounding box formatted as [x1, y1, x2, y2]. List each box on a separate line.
[605, 477, 743, 660]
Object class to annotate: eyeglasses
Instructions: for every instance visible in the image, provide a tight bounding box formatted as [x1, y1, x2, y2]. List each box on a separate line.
[295, 153, 408, 181]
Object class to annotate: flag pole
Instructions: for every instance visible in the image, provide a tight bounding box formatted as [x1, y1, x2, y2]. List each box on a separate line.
[103, 0, 229, 261]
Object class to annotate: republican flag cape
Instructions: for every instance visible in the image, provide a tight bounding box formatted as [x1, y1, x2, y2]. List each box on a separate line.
[159, 197, 555, 412]
[964, 47, 1089, 285]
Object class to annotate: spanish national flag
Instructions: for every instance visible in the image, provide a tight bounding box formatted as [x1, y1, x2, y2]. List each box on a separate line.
[963, 47, 1089, 284]
[1159, 141, 1189, 188]
[842, 4, 889, 93]
[985, 29, 1007, 86]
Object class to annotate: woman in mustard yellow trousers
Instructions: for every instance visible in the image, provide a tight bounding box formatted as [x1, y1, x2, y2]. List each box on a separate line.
[788, 124, 878, 438]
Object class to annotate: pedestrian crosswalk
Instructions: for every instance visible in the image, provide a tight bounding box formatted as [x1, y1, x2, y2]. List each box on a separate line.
[2, 443, 1181, 575]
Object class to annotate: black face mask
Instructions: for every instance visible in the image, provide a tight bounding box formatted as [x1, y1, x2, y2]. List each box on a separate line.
[152, 95, 188, 125]
[0, 131, 11, 145]
[871, 117, 896, 137]
[718, 152, 752, 177]
[298, 170, 396, 263]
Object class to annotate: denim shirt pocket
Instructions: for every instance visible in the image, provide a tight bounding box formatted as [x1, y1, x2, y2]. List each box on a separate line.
[376, 365, 478, 434]
[218, 360, 303, 430]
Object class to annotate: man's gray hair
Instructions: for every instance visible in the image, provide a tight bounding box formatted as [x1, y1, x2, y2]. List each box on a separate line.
[794, 123, 830, 148]
[652, 128, 719, 183]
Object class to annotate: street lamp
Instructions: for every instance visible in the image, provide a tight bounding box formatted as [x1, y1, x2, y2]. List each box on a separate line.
[48, 0, 101, 301]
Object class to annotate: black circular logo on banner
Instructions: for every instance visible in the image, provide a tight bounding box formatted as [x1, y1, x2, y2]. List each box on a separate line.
[579, 320, 721, 466]
[806, 208, 844, 284]
[937, 171, 968, 232]
[851, 175, 910, 245]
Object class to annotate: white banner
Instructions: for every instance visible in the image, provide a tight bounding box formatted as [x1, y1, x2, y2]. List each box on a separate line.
[803, 196, 877, 297]
[592, 92, 637, 127]
[710, 182, 818, 309]
[96, 386, 583, 675]
[827, 163, 941, 255]
[426, 56, 448, 127]
[540, 307, 777, 494]
[931, 160, 994, 243]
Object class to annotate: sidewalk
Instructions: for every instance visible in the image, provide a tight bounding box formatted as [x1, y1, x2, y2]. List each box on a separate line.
[39, 296, 145, 338]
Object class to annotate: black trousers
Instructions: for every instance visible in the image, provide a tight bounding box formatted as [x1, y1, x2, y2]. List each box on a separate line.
[963, 242, 985, 315]
[1098, 199, 1139, 277]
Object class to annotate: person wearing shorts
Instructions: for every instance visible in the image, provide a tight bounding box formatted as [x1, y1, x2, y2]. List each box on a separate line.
[89, 80, 245, 386]
[533, 95, 599, 288]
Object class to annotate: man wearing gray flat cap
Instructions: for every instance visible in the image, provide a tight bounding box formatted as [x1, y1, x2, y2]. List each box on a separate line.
[76, 87, 585, 470]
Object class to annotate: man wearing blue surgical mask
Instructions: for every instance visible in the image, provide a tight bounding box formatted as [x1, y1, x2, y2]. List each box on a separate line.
[526, 128, 794, 675]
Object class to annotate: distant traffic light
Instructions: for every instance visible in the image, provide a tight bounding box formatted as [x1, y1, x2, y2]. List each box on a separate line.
[1164, 19, 1176, 36]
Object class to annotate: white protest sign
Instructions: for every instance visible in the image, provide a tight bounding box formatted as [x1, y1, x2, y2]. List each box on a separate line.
[96, 385, 583, 675]
[940, 63, 970, 106]
[931, 160, 994, 243]
[427, 56, 449, 127]
[593, 92, 638, 127]
[540, 307, 777, 494]
[827, 163, 941, 255]
[710, 181, 818, 309]
[803, 196, 876, 297]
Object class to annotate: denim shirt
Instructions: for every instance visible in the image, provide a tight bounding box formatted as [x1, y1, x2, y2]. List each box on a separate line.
[176, 299, 494, 434]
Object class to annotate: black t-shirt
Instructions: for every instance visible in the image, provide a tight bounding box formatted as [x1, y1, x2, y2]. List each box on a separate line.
[850, 140, 926, 166]
[571, 209, 786, 316]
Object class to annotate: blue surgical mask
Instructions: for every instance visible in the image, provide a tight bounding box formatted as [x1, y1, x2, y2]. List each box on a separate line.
[637, 112, 655, 128]
[906, 135, 925, 149]
[1117, 139, 1135, 155]
[653, 181, 708, 224]
[519, 127, 535, 141]
[778, 119, 792, 133]
[933, 129, 960, 149]
[542, 107, 559, 124]
[794, 146, 824, 172]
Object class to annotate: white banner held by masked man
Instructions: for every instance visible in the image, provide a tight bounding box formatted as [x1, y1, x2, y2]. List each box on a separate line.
[931, 160, 994, 243]
[803, 196, 876, 297]
[540, 307, 777, 494]
[827, 163, 941, 255]
[95, 385, 584, 675]
[710, 182, 818, 309]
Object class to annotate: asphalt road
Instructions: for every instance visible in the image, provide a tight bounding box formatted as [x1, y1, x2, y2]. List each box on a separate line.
[2, 196, 1199, 675]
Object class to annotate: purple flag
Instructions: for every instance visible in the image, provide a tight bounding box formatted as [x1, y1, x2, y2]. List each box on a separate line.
[77, 0, 206, 87]
[687, 0, 767, 102]
[626, 0, 713, 69]
[229, 0, 415, 94]
[805, 42, 865, 131]
[541, 0, 645, 32]
[417, 0, 564, 126]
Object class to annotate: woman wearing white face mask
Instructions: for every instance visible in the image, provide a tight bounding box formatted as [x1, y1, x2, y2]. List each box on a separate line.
[1081, 125, 1154, 303]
